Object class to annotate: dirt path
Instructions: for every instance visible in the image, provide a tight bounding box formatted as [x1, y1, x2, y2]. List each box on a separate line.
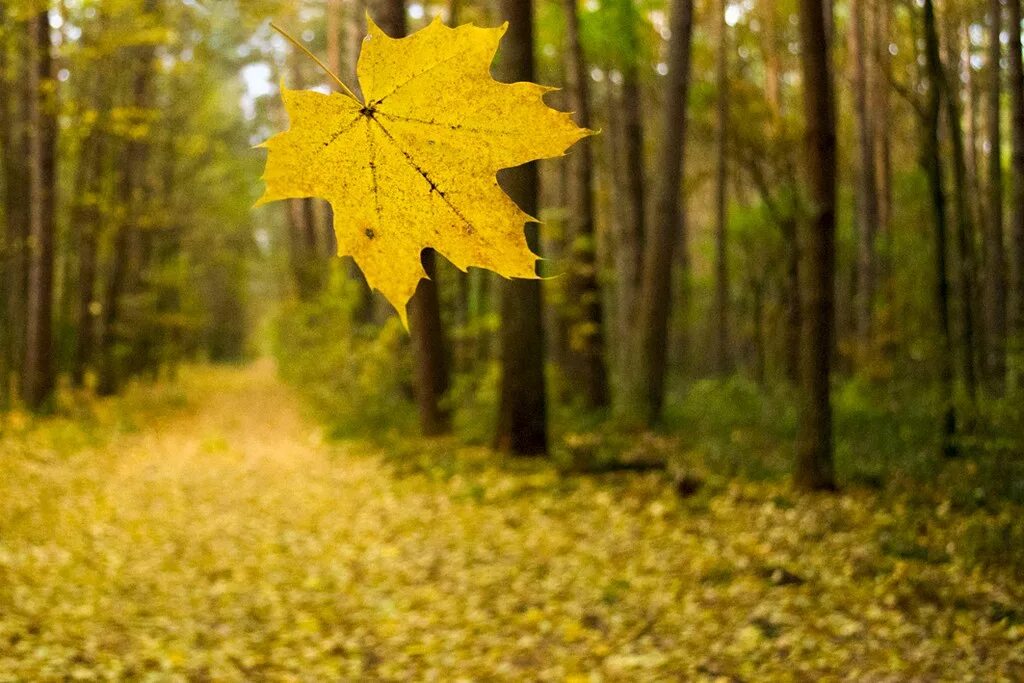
[1, 363, 1022, 681]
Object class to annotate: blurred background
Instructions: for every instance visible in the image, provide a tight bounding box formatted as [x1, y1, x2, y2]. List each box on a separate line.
[3, 0, 1023, 478]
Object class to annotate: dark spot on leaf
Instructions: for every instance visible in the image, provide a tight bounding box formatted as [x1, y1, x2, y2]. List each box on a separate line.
[365, 228, 375, 239]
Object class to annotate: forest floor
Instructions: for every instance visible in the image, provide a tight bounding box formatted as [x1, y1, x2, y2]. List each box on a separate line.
[1, 362, 1023, 681]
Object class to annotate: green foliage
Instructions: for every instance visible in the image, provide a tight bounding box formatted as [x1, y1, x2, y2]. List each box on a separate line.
[273, 272, 415, 439]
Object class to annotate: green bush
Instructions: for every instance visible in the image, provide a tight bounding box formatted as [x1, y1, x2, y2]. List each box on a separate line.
[272, 277, 415, 439]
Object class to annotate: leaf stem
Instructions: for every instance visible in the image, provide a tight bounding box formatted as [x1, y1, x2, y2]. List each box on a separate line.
[270, 22, 361, 103]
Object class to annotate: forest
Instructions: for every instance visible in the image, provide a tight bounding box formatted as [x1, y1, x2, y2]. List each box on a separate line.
[1, 0, 1023, 678]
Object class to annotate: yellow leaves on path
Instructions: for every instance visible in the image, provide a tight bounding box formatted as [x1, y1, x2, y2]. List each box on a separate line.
[258, 17, 589, 323]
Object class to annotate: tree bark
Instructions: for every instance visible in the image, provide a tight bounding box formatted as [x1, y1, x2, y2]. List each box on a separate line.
[794, 0, 837, 490]
[561, 0, 609, 408]
[0, 12, 29, 405]
[72, 130, 105, 387]
[983, 0, 1007, 391]
[629, 0, 695, 424]
[940, 23, 982, 415]
[98, 0, 158, 396]
[495, 0, 548, 455]
[1007, 0, 1024, 347]
[23, 11, 57, 410]
[851, 0, 878, 361]
[870, 0, 893, 299]
[713, 0, 731, 375]
[922, 0, 960, 458]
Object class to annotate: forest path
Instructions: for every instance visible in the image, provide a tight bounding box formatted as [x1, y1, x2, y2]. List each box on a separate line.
[2, 362, 1022, 680]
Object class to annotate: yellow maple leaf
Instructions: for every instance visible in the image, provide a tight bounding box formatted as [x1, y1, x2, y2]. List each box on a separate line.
[257, 16, 591, 324]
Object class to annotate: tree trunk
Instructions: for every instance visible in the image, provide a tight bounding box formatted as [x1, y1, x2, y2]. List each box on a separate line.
[98, 1, 158, 396]
[495, 0, 548, 455]
[922, 0, 960, 458]
[762, 0, 783, 113]
[983, 0, 1007, 391]
[72, 131, 105, 387]
[0, 12, 29, 405]
[871, 0, 893, 300]
[616, 69, 645, 344]
[941, 26, 982, 415]
[782, 216, 802, 383]
[713, 0, 731, 375]
[794, 0, 837, 491]
[1007, 0, 1024, 350]
[282, 201, 319, 300]
[23, 11, 57, 410]
[962, 23, 986, 256]
[851, 0, 878, 361]
[561, 0, 609, 408]
[629, 0, 695, 424]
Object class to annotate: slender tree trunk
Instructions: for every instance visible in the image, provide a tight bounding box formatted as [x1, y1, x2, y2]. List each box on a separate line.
[23, 11, 57, 410]
[286, 200, 320, 300]
[794, 0, 837, 491]
[629, 0, 695, 424]
[98, 2, 158, 396]
[962, 24, 986, 249]
[409, 251, 453, 435]
[782, 216, 802, 382]
[612, 65, 645, 394]
[871, 0, 893, 300]
[941, 34, 982, 415]
[983, 0, 1007, 391]
[327, 0, 343, 79]
[851, 0, 878, 361]
[1009, 0, 1024, 347]
[922, 0, 960, 458]
[763, 0, 783, 113]
[713, 0, 731, 375]
[495, 0, 548, 455]
[562, 0, 609, 408]
[72, 131, 105, 387]
[0, 12, 28, 405]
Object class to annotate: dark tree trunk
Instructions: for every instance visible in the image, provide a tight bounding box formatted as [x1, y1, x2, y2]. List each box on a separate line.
[495, 0, 548, 455]
[0, 12, 29, 406]
[410, 252, 452, 435]
[922, 0, 960, 458]
[72, 131, 105, 387]
[629, 0, 695, 424]
[98, 1, 158, 396]
[871, 0, 893, 301]
[943, 67, 981, 416]
[983, 0, 1007, 391]
[762, 0, 783, 113]
[782, 216, 802, 383]
[1007, 0, 1024, 350]
[851, 0, 878, 361]
[712, 0, 731, 375]
[615, 69, 645, 358]
[23, 11, 57, 410]
[286, 200, 321, 300]
[561, 0, 609, 408]
[794, 0, 837, 491]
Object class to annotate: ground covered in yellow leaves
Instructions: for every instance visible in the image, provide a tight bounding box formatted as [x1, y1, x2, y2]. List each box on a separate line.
[1, 363, 1022, 681]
